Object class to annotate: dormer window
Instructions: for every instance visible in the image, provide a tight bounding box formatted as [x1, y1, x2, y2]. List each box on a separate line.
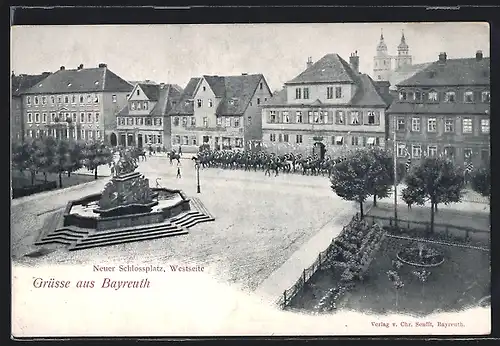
[414, 91, 422, 102]
[94, 81, 99, 85]
[42, 96, 47, 105]
[428, 91, 438, 101]
[481, 91, 490, 103]
[399, 91, 407, 101]
[137, 101, 142, 110]
[26, 96, 31, 105]
[57, 96, 62, 103]
[464, 91, 474, 103]
[131, 102, 136, 110]
[407, 91, 414, 100]
[68, 83, 72, 87]
[34, 96, 39, 105]
[64, 96, 69, 103]
[444, 91, 456, 103]
[50, 96, 55, 104]
[79, 95, 84, 103]
[87, 94, 92, 103]
[144, 102, 148, 110]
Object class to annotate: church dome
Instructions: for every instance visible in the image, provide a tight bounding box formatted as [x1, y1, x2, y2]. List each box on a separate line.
[398, 31, 409, 50]
[376, 31, 388, 53]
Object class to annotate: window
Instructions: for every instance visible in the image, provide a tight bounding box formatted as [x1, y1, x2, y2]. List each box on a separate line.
[79, 95, 84, 103]
[225, 117, 231, 127]
[350, 111, 360, 125]
[283, 134, 289, 142]
[481, 149, 489, 163]
[87, 113, 93, 123]
[137, 102, 142, 110]
[203, 117, 208, 127]
[444, 91, 456, 103]
[481, 91, 490, 103]
[34, 96, 39, 105]
[64, 112, 70, 122]
[269, 111, 276, 123]
[412, 145, 422, 158]
[411, 117, 421, 132]
[138, 118, 144, 126]
[257, 98, 261, 105]
[234, 117, 240, 127]
[143, 102, 148, 110]
[130, 102, 136, 111]
[35, 113, 40, 123]
[464, 91, 474, 103]
[260, 82, 263, 90]
[397, 117, 406, 131]
[197, 99, 202, 108]
[27, 113, 32, 123]
[145, 118, 152, 126]
[136, 89, 140, 96]
[481, 119, 490, 133]
[202, 86, 206, 92]
[42, 96, 47, 105]
[464, 148, 472, 161]
[296, 134, 303, 144]
[397, 143, 406, 157]
[173, 117, 179, 126]
[278, 134, 282, 142]
[399, 91, 407, 101]
[407, 91, 414, 100]
[79, 113, 85, 123]
[72, 113, 77, 123]
[444, 146, 455, 159]
[50, 113, 56, 122]
[182, 117, 188, 126]
[322, 111, 329, 124]
[96, 131, 101, 139]
[270, 133, 276, 142]
[191, 136, 197, 146]
[335, 87, 342, 99]
[112, 95, 117, 103]
[295, 88, 302, 99]
[428, 91, 438, 101]
[334, 136, 344, 145]
[308, 111, 313, 123]
[127, 117, 134, 126]
[462, 118, 472, 133]
[327, 87, 333, 99]
[95, 113, 99, 123]
[88, 130, 93, 139]
[216, 117, 222, 126]
[335, 111, 345, 125]
[351, 136, 359, 146]
[427, 117, 437, 132]
[174, 135, 181, 145]
[444, 118, 454, 132]
[303, 88, 309, 99]
[208, 99, 213, 107]
[50, 96, 55, 104]
[428, 145, 437, 157]
[414, 91, 422, 102]
[296, 111, 303, 123]
[282, 111, 290, 123]
[81, 129, 86, 139]
[27, 96, 31, 105]
[367, 111, 379, 125]
[313, 111, 320, 123]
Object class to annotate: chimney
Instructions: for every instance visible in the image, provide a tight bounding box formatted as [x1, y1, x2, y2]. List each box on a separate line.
[476, 50, 483, 61]
[98, 63, 107, 68]
[349, 51, 360, 74]
[438, 52, 447, 63]
[77, 64, 84, 70]
[306, 57, 313, 69]
[60, 66, 65, 71]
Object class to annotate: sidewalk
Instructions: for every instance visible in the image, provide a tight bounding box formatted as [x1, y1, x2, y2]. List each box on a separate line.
[254, 203, 370, 306]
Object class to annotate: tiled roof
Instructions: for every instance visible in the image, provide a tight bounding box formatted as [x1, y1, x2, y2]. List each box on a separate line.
[388, 63, 431, 90]
[137, 83, 160, 101]
[170, 78, 201, 115]
[12, 73, 51, 97]
[397, 58, 490, 87]
[118, 84, 183, 117]
[170, 74, 265, 116]
[263, 73, 388, 108]
[286, 54, 358, 85]
[23, 66, 133, 95]
[387, 101, 490, 115]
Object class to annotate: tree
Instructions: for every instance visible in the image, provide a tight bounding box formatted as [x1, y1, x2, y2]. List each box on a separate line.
[50, 139, 72, 188]
[471, 168, 490, 199]
[367, 147, 393, 207]
[66, 140, 84, 177]
[330, 148, 375, 218]
[35, 136, 58, 182]
[81, 141, 113, 180]
[402, 157, 465, 233]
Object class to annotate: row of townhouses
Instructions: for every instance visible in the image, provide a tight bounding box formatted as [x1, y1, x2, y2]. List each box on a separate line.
[11, 32, 490, 168]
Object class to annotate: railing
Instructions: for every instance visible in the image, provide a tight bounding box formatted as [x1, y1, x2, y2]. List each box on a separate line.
[365, 214, 490, 245]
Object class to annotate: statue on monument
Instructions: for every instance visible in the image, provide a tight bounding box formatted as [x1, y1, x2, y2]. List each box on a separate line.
[111, 149, 138, 177]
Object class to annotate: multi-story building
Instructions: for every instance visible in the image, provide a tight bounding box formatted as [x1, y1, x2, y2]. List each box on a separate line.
[387, 51, 490, 169]
[261, 52, 391, 159]
[169, 74, 272, 152]
[115, 82, 182, 150]
[11, 72, 51, 143]
[22, 63, 133, 143]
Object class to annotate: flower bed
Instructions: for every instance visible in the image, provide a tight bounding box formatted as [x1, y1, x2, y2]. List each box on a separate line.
[397, 243, 445, 267]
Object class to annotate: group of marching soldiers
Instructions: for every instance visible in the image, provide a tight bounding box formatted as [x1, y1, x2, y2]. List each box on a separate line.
[192, 149, 347, 177]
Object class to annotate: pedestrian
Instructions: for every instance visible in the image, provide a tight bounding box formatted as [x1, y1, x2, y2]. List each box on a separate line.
[178, 145, 183, 157]
[176, 161, 182, 178]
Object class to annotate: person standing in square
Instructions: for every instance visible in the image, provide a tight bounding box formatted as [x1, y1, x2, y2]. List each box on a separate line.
[176, 160, 182, 178]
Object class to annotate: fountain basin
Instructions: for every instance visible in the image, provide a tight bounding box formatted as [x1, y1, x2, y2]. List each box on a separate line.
[63, 188, 191, 232]
[397, 246, 445, 268]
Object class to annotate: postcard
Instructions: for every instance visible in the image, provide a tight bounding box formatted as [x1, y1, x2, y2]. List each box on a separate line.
[11, 22, 491, 337]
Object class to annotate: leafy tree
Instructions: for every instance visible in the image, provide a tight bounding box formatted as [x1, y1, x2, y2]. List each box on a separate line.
[330, 148, 375, 218]
[81, 141, 113, 180]
[66, 140, 84, 177]
[471, 168, 490, 198]
[50, 139, 72, 188]
[402, 157, 465, 233]
[367, 147, 393, 207]
[35, 136, 58, 182]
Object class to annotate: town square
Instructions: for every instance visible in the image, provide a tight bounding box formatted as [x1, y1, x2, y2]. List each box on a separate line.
[11, 22, 490, 335]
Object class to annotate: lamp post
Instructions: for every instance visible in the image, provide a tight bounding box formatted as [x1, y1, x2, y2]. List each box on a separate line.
[195, 160, 201, 193]
[391, 116, 398, 226]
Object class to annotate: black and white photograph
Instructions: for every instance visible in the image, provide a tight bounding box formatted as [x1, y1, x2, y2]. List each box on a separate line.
[11, 21, 491, 336]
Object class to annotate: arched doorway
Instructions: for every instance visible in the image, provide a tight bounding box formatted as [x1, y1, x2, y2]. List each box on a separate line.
[110, 133, 117, 147]
[313, 142, 326, 160]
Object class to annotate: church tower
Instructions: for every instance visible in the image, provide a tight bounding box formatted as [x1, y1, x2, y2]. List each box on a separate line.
[395, 30, 412, 69]
[373, 29, 392, 81]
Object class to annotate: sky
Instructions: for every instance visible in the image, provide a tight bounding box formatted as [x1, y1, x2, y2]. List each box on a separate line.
[11, 22, 490, 92]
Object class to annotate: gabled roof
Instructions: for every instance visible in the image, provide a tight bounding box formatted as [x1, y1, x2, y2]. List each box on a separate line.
[23, 66, 133, 95]
[263, 88, 287, 106]
[137, 83, 161, 101]
[12, 73, 51, 97]
[170, 74, 267, 116]
[397, 57, 490, 87]
[285, 54, 358, 85]
[117, 84, 183, 117]
[388, 63, 431, 90]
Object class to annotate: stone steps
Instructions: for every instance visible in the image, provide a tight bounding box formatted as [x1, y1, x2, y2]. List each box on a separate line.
[69, 223, 188, 251]
[190, 197, 215, 219]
